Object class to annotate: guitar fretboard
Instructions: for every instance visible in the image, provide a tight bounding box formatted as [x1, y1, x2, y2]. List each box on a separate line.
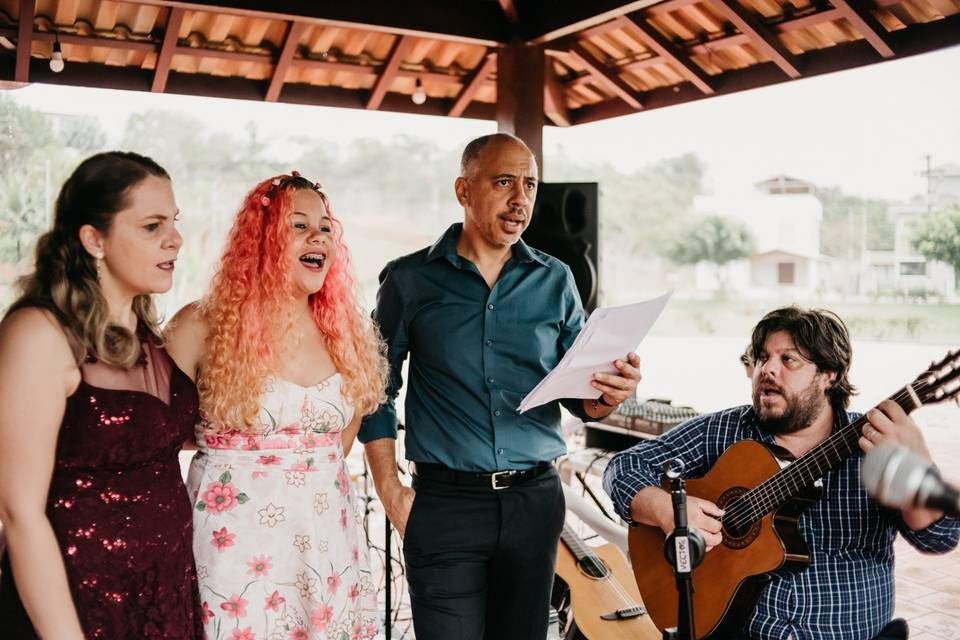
[726, 382, 922, 529]
[560, 524, 608, 578]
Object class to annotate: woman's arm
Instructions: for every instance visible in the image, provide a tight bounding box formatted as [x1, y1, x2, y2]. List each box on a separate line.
[0, 309, 85, 639]
[164, 302, 207, 449]
[341, 414, 362, 458]
[163, 301, 208, 383]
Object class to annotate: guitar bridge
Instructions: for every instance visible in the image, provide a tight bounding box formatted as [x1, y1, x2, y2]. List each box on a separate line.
[600, 605, 646, 620]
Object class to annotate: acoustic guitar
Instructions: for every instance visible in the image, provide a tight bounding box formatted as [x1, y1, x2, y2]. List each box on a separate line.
[627, 350, 960, 639]
[555, 523, 660, 639]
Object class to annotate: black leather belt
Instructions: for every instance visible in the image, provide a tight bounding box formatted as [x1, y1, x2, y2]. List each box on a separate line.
[412, 461, 553, 490]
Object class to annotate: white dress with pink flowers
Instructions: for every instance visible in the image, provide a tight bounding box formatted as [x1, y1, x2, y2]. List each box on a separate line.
[186, 374, 382, 640]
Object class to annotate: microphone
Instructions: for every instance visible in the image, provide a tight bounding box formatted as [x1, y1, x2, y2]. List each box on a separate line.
[862, 444, 960, 516]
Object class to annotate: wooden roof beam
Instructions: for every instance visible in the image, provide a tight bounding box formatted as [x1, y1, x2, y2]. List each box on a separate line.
[544, 59, 571, 126]
[707, 0, 800, 78]
[449, 51, 496, 117]
[618, 15, 715, 94]
[141, 0, 507, 46]
[152, 7, 184, 93]
[829, 0, 894, 58]
[265, 20, 306, 102]
[497, 0, 519, 25]
[15, 0, 35, 83]
[567, 41, 643, 110]
[366, 34, 414, 110]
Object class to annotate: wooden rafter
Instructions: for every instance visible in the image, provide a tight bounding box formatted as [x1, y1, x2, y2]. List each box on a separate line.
[618, 15, 715, 94]
[568, 42, 643, 109]
[829, 0, 894, 58]
[142, 0, 507, 46]
[497, 0, 519, 25]
[30, 30, 158, 53]
[366, 34, 414, 110]
[15, 0, 36, 83]
[544, 59, 571, 126]
[707, 0, 800, 78]
[266, 21, 307, 102]
[570, 12, 960, 124]
[529, 1, 673, 44]
[449, 51, 496, 117]
[152, 7, 184, 93]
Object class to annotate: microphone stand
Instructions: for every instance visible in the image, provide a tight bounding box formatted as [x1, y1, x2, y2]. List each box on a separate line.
[662, 460, 705, 640]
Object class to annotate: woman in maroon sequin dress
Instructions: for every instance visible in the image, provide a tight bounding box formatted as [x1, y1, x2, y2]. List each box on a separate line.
[0, 152, 202, 638]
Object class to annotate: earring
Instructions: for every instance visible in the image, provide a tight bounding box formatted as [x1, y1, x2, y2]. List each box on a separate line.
[95, 254, 104, 280]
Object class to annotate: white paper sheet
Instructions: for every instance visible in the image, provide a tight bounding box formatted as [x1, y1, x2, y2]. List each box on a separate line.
[518, 291, 672, 413]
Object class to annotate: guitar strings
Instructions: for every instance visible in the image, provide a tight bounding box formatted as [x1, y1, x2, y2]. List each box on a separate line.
[726, 359, 959, 528]
[720, 383, 921, 531]
[562, 527, 641, 610]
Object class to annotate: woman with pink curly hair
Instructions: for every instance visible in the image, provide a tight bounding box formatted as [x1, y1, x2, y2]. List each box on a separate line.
[166, 173, 387, 640]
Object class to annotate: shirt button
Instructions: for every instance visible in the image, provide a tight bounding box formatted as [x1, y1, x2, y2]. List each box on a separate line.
[485, 339, 492, 346]
[494, 409, 502, 417]
[487, 376, 494, 384]
[497, 448, 504, 455]
[487, 303, 495, 310]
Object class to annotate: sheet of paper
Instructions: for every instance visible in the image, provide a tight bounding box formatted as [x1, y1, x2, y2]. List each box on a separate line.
[518, 291, 672, 413]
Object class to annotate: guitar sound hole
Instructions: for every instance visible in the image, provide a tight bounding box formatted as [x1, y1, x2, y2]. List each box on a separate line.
[717, 487, 762, 549]
[576, 557, 609, 579]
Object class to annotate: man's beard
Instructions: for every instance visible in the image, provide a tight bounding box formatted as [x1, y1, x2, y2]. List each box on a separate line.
[753, 377, 828, 435]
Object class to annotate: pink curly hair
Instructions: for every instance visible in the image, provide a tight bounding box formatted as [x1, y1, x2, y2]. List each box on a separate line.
[199, 175, 387, 432]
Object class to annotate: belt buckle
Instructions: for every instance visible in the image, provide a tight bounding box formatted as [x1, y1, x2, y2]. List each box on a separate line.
[490, 470, 513, 490]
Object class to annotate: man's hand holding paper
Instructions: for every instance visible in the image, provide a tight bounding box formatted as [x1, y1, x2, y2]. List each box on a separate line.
[518, 292, 671, 413]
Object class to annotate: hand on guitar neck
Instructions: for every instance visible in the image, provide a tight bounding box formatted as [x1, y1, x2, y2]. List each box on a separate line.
[859, 399, 943, 530]
[630, 487, 726, 551]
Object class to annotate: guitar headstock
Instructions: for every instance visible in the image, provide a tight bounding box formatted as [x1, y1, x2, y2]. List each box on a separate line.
[913, 349, 960, 406]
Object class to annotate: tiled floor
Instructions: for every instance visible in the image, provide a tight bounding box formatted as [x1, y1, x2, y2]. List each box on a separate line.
[891, 403, 960, 640]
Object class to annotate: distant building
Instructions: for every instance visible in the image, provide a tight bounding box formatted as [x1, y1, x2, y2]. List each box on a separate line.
[860, 164, 959, 299]
[692, 175, 823, 297]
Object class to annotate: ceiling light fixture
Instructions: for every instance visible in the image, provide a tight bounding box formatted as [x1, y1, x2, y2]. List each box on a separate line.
[411, 77, 426, 105]
[49, 33, 65, 73]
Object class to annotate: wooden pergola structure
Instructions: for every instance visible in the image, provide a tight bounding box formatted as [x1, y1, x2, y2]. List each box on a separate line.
[1, 0, 958, 172]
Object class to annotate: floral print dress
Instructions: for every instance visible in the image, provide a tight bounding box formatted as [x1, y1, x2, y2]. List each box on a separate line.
[186, 374, 381, 640]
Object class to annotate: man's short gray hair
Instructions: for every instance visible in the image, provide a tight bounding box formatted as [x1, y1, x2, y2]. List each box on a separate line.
[459, 133, 533, 177]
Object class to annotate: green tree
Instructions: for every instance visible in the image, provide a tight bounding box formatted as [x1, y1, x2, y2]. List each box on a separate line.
[547, 152, 706, 255]
[911, 205, 960, 290]
[0, 97, 76, 265]
[817, 186, 894, 258]
[665, 215, 754, 291]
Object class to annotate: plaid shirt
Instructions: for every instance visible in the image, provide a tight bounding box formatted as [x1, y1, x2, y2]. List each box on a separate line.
[603, 405, 960, 640]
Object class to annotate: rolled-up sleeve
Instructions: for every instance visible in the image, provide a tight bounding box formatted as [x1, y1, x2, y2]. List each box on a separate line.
[359, 262, 408, 443]
[602, 416, 713, 524]
[897, 514, 960, 554]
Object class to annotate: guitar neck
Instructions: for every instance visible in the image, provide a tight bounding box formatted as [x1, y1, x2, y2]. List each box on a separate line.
[741, 382, 923, 520]
[561, 523, 602, 563]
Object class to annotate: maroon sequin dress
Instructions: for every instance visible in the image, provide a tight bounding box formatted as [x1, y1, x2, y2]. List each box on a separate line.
[0, 330, 203, 639]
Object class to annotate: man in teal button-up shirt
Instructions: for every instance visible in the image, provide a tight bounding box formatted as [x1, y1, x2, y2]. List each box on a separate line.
[360, 133, 641, 640]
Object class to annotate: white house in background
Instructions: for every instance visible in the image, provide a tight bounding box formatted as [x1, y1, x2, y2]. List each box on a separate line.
[692, 175, 823, 297]
[860, 164, 959, 299]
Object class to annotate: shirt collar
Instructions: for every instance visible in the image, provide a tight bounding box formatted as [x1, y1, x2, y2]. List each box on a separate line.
[425, 222, 549, 267]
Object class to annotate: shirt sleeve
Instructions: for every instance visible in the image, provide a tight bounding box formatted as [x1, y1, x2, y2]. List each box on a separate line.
[556, 265, 592, 422]
[359, 261, 409, 443]
[602, 415, 714, 525]
[896, 513, 960, 554]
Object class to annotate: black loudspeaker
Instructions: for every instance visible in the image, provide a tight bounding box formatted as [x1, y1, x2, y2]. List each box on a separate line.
[524, 182, 599, 313]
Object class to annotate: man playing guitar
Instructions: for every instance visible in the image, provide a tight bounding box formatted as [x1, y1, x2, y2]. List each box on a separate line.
[603, 306, 959, 640]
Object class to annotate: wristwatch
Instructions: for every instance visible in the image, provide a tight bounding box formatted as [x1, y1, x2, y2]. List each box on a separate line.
[590, 396, 616, 411]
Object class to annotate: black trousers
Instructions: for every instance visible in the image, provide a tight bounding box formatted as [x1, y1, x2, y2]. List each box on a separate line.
[403, 467, 566, 640]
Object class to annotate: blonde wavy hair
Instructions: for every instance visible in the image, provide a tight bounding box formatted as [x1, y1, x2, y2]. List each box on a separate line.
[7, 152, 168, 365]
[199, 175, 387, 432]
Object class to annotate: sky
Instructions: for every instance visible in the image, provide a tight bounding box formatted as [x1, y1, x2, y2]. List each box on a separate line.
[5, 44, 960, 203]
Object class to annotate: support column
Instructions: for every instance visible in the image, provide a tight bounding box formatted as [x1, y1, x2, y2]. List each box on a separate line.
[496, 38, 545, 178]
